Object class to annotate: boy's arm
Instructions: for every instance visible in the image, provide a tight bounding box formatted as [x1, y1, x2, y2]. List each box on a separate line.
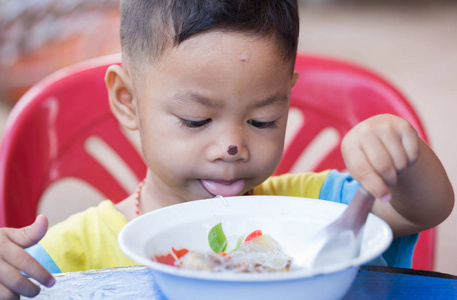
[0, 215, 55, 299]
[342, 114, 454, 238]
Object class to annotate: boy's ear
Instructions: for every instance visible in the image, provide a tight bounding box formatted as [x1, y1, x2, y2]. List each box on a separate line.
[105, 65, 138, 130]
[291, 72, 299, 88]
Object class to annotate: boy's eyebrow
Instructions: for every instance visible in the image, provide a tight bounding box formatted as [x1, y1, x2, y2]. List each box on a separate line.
[171, 92, 222, 108]
[253, 93, 289, 108]
[170, 92, 288, 108]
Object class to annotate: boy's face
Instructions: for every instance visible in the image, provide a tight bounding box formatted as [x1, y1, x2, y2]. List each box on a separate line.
[109, 31, 297, 205]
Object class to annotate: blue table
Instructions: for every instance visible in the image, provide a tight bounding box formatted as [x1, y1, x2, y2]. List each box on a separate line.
[26, 265, 457, 299]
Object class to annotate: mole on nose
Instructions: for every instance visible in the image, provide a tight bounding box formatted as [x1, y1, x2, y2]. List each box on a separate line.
[227, 145, 238, 155]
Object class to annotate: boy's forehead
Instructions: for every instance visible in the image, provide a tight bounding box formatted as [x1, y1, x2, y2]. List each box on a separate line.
[163, 31, 282, 66]
[239, 52, 249, 63]
[130, 31, 294, 85]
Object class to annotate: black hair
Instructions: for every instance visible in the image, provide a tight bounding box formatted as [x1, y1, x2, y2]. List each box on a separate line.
[120, 0, 299, 75]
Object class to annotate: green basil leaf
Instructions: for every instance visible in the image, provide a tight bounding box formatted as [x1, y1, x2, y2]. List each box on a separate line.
[208, 223, 227, 253]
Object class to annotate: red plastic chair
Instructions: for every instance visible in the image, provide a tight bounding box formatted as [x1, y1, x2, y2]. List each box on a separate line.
[0, 53, 434, 270]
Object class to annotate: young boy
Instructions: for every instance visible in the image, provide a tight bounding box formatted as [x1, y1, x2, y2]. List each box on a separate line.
[0, 0, 454, 298]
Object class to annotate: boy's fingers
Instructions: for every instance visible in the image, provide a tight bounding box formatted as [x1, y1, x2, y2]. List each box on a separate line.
[379, 131, 410, 172]
[401, 128, 420, 166]
[0, 286, 19, 300]
[2, 242, 55, 289]
[24, 215, 49, 245]
[0, 259, 41, 298]
[0, 215, 54, 292]
[345, 146, 391, 201]
[2, 215, 48, 249]
[360, 135, 398, 187]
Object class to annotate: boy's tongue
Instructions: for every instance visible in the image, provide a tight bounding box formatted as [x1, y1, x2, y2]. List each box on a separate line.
[201, 179, 245, 197]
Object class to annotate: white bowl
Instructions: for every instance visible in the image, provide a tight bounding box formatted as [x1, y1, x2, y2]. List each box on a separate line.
[118, 195, 392, 300]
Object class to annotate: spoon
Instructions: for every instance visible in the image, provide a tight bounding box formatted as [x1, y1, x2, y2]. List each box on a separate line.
[295, 185, 375, 270]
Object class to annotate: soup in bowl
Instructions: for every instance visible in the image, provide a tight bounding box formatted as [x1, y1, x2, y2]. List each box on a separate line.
[118, 195, 392, 300]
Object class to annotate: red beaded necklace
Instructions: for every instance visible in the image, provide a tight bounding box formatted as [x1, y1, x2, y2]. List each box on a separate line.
[134, 178, 145, 216]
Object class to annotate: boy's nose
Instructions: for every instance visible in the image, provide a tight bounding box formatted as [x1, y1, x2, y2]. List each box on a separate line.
[220, 142, 247, 161]
[207, 138, 249, 162]
[227, 145, 238, 156]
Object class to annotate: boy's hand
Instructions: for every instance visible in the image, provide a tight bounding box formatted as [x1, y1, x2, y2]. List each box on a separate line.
[0, 215, 55, 299]
[341, 114, 420, 202]
[342, 114, 453, 238]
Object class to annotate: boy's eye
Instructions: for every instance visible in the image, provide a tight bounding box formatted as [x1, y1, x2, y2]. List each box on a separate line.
[247, 119, 278, 129]
[179, 118, 212, 128]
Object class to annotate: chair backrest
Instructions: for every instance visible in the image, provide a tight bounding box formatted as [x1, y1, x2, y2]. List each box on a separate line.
[0, 54, 433, 270]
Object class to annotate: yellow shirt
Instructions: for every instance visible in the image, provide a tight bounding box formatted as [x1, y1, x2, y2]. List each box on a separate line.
[28, 200, 137, 273]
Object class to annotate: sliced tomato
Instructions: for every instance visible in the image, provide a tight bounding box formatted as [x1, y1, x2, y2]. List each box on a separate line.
[172, 247, 189, 259]
[152, 248, 189, 266]
[245, 230, 263, 242]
